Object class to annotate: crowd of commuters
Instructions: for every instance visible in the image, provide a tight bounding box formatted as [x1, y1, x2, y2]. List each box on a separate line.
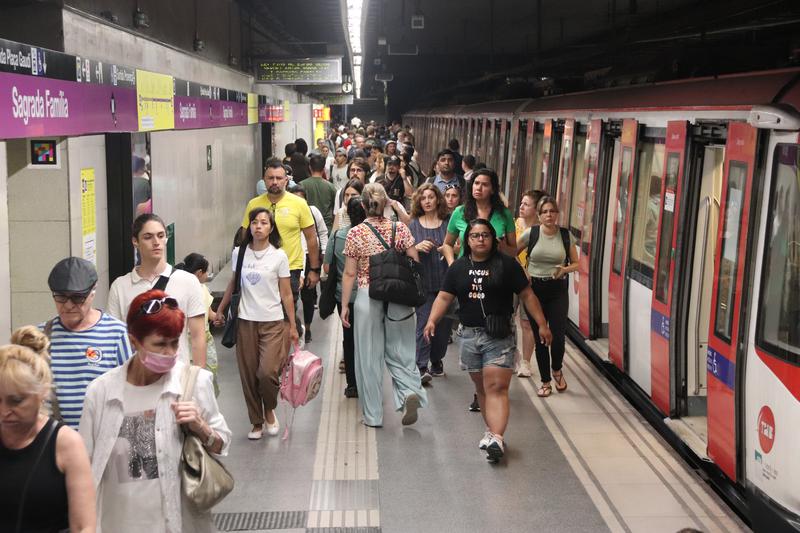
[0, 120, 581, 531]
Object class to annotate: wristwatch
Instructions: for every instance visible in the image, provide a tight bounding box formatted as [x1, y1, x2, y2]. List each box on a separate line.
[204, 431, 216, 448]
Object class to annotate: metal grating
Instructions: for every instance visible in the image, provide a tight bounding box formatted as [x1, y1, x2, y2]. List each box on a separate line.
[213, 510, 308, 531]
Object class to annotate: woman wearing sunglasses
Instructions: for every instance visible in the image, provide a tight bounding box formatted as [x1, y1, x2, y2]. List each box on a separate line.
[424, 219, 551, 463]
[80, 289, 231, 532]
[216, 207, 298, 440]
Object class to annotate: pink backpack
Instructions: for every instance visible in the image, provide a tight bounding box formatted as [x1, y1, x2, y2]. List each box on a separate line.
[280, 346, 323, 439]
[280, 346, 323, 408]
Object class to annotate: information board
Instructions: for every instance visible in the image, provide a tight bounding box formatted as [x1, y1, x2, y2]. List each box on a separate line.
[256, 58, 341, 84]
[136, 69, 174, 131]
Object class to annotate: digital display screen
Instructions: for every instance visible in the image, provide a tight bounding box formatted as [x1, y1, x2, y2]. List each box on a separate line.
[30, 140, 57, 165]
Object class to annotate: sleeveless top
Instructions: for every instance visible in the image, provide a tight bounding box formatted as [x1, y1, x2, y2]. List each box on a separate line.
[0, 417, 69, 532]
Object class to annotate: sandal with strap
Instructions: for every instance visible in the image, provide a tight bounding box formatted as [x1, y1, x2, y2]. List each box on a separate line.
[553, 370, 567, 392]
[537, 383, 552, 397]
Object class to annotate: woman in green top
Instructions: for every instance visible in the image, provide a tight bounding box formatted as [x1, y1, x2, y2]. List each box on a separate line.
[442, 168, 516, 265]
[516, 195, 579, 397]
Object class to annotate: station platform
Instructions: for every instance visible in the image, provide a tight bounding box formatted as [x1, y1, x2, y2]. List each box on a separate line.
[210, 313, 749, 533]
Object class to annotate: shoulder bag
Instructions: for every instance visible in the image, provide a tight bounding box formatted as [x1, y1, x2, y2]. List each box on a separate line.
[179, 365, 234, 511]
[221, 245, 247, 349]
[364, 221, 426, 309]
[471, 254, 512, 339]
[318, 233, 338, 319]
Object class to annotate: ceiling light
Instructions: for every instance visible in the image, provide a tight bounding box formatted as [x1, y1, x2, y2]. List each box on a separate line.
[345, 0, 364, 99]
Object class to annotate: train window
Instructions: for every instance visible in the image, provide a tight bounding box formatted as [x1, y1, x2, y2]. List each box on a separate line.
[569, 134, 588, 240]
[612, 147, 633, 274]
[713, 160, 747, 343]
[580, 142, 599, 250]
[532, 131, 544, 190]
[756, 144, 800, 363]
[654, 153, 681, 304]
[630, 142, 665, 283]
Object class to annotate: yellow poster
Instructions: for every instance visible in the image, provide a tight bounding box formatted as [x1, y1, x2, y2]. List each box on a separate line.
[247, 93, 258, 124]
[283, 101, 291, 122]
[136, 69, 175, 131]
[80, 168, 96, 265]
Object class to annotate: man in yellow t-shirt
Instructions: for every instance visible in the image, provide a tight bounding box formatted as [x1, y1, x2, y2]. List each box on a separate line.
[241, 158, 321, 332]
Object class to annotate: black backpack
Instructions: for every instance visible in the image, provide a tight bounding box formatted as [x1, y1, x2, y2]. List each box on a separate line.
[526, 226, 572, 266]
[364, 221, 426, 316]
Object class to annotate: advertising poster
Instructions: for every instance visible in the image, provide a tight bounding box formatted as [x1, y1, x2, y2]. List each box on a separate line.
[136, 69, 174, 131]
[247, 93, 258, 124]
[80, 167, 96, 264]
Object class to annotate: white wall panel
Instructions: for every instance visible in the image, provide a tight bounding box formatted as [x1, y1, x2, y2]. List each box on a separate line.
[0, 142, 10, 341]
[66, 135, 109, 308]
[150, 126, 260, 274]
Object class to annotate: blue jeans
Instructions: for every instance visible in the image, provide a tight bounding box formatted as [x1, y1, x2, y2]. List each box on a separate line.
[415, 292, 453, 370]
[459, 326, 517, 372]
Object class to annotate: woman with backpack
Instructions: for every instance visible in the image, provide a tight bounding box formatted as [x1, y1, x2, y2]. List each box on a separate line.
[340, 183, 427, 428]
[516, 195, 579, 398]
[423, 219, 552, 463]
[324, 197, 367, 398]
[215, 208, 299, 439]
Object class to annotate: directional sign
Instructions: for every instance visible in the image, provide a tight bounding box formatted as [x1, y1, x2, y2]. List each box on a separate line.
[256, 58, 342, 85]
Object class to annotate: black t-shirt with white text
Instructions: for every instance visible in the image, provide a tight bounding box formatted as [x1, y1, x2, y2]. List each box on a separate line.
[441, 252, 529, 327]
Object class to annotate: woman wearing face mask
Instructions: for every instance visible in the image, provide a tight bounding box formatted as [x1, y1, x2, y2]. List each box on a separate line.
[80, 290, 231, 533]
[0, 326, 96, 533]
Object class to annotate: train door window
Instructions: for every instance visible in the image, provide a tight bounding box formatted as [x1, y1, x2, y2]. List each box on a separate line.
[756, 143, 800, 363]
[654, 153, 680, 303]
[629, 141, 665, 286]
[476, 120, 483, 158]
[515, 120, 529, 203]
[713, 161, 747, 342]
[612, 147, 633, 274]
[532, 130, 544, 190]
[569, 133, 588, 240]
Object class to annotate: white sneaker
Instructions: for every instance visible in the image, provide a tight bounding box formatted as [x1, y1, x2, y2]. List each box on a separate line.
[478, 430, 492, 450]
[266, 416, 280, 436]
[516, 360, 532, 378]
[247, 427, 263, 440]
[486, 434, 505, 463]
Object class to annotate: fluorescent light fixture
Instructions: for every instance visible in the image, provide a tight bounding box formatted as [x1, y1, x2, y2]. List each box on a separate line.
[345, 0, 364, 98]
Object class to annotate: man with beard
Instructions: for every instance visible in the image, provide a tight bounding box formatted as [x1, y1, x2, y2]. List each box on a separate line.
[379, 155, 413, 205]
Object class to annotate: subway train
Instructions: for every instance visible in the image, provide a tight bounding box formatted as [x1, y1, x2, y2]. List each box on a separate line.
[404, 68, 800, 532]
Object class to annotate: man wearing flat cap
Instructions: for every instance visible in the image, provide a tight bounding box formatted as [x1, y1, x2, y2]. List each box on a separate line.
[40, 257, 132, 428]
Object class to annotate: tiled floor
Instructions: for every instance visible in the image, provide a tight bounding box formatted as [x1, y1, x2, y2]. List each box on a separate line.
[212, 313, 749, 533]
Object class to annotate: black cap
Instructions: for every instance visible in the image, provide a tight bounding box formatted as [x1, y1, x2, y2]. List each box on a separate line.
[48, 257, 97, 293]
[386, 155, 401, 166]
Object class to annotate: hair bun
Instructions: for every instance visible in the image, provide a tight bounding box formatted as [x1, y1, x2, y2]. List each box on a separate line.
[10, 325, 50, 358]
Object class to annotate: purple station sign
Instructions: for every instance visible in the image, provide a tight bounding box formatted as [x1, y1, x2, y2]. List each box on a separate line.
[0, 71, 137, 138]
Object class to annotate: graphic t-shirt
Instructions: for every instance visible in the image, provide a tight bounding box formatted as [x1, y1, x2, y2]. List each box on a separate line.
[441, 252, 529, 327]
[100, 378, 166, 532]
[232, 245, 290, 322]
[40, 314, 132, 428]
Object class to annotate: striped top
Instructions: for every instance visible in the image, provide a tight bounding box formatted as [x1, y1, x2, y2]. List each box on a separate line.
[40, 314, 132, 428]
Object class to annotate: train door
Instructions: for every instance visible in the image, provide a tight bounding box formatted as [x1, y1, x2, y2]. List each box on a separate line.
[556, 119, 575, 222]
[608, 119, 638, 370]
[507, 119, 525, 205]
[566, 127, 587, 326]
[706, 122, 757, 480]
[649, 122, 688, 416]
[497, 119, 508, 192]
[531, 122, 544, 190]
[541, 120, 555, 191]
[578, 120, 603, 337]
[745, 132, 800, 528]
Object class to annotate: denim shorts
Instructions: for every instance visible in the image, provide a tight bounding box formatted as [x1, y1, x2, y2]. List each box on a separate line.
[459, 326, 517, 372]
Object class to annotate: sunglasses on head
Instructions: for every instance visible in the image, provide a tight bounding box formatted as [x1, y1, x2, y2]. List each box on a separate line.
[52, 292, 92, 305]
[138, 297, 179, 316]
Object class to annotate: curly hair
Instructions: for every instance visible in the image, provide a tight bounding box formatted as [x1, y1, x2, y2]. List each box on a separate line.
[410, 183, 449, 219]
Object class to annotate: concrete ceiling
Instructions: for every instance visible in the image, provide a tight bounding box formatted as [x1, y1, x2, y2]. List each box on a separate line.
[234, 0, 800, 116]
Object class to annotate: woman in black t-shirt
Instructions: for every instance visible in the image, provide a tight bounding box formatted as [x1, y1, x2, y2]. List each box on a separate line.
[424, 219, 552, 464]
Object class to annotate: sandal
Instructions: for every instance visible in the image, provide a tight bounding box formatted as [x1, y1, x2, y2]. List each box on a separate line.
[537, 383, 552, 397]
[553, 370, 567, 392]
